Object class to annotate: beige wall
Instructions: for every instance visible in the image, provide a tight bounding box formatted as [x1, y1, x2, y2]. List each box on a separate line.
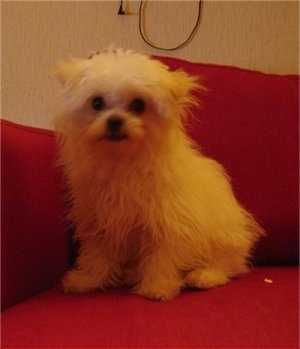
[2, 0, 299, 129]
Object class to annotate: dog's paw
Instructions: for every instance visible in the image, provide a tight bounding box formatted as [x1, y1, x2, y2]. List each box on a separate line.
[133, 278, 182, 301]
[62, 269, 103, 293]
[185, 268, 230, 289]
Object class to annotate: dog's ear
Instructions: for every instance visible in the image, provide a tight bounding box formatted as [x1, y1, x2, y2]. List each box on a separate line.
[169, 70, 204, 108]
[50, 58, 90, 87]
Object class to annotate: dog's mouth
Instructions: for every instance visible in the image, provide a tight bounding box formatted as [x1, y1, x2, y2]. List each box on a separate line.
[105, 133, 129, 142]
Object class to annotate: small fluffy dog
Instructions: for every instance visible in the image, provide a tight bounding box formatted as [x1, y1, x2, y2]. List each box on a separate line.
[53, 48, 263, 301]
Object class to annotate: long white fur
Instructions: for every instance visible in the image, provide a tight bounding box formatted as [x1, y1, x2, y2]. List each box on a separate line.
[54, 48, 263, 301]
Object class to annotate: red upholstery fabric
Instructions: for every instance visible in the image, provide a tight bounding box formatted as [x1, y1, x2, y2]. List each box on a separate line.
[1, 57, 299, 348]
[1, 120, 69, 310]
[2, 268, 299, 348]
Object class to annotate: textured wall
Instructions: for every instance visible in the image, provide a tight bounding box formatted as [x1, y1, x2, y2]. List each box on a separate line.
[2, 0, 299, 129]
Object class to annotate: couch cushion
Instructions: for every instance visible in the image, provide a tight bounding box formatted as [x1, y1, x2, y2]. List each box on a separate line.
[1, 267, 298, 348]
[1, 120, 69, 310]
[156, 56, 299, 265]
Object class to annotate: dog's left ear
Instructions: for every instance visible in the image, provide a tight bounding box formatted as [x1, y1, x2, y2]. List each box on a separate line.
[168, 70, 204, 109]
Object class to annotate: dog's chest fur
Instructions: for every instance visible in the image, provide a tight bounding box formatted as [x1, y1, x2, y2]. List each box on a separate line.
[71, 157, 163, 240]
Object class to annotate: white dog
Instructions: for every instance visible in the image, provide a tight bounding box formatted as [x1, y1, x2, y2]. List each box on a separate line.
[53, 48, 263, 301]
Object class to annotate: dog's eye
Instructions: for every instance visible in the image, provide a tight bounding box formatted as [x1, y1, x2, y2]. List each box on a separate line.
[130, 99, 146, 114]
[92, 97, 105, 111]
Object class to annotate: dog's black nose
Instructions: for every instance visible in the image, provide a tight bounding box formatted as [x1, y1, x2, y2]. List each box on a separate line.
[106, 116, 123, 132]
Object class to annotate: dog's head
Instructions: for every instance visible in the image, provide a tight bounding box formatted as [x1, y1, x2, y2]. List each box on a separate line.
[53, 48, 201, 157]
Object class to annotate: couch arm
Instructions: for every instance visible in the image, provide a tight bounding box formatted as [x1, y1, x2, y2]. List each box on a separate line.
[1, 120, 69, 310]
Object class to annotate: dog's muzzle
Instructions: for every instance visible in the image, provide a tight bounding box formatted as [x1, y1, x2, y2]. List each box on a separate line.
[105, 116, 128, 141]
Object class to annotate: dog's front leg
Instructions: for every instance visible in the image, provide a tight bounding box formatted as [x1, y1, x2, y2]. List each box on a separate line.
[62, 238, 120, 293]
[133, 246, 183, 301]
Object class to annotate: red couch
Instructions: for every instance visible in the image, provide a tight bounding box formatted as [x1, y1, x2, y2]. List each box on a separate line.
[1, 56, 299, 348]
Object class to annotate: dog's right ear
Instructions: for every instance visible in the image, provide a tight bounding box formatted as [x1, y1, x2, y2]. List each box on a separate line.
[50, 58, 90, 86]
